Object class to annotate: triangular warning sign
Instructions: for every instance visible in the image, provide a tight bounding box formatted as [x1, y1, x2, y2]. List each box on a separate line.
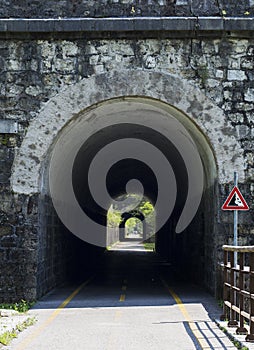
[222, 186, 249, 211]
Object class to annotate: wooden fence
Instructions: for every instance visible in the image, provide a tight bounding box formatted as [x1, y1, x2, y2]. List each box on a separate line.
[221, 245, 254, 342]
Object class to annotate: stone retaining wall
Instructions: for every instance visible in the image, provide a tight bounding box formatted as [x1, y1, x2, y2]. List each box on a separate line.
[0, 27, 253, 301]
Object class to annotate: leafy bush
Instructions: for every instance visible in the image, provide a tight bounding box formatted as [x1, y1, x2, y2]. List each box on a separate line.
[0, 300, 35, 313]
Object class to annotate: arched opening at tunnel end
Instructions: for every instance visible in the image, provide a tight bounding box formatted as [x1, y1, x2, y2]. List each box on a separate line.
[107, 194, 155, 247]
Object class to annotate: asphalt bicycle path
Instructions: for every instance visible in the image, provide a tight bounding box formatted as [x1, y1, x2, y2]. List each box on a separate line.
[6, 242, 236, 350]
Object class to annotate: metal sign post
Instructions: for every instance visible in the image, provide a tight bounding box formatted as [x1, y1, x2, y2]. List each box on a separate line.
[234, 171, 238, 265]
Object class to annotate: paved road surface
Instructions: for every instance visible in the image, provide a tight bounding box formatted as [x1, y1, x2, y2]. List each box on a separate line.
[7, 242, 235, 350]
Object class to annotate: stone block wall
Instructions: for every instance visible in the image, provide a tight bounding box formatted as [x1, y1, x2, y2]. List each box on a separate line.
[0, 191, 38, 301]
[0, 0, 253, 18]
[0, 37, 253, 177]
[0, 30, 253, 300]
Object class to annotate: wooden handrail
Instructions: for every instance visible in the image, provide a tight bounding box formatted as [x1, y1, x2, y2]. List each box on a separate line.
[221, 246, 254, 341]
[223, 245, 254, 253]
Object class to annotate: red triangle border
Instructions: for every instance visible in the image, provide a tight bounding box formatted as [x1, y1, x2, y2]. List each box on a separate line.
[222, 186, 249, 211]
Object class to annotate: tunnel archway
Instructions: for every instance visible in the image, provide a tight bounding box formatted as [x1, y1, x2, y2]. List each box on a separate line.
[40, 97, 218, 293]
[11, 70, 245, 297]
[119, 212, 146, 242]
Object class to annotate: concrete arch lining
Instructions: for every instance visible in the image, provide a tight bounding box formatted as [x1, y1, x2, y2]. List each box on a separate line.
[11, 69, 244, 195]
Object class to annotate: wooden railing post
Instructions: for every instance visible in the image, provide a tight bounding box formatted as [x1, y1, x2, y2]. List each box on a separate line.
[236, 252, 248, 335]
[228, 250, 238, 327]
[220, 249, 228, 321]
[246, 253, 254, 342]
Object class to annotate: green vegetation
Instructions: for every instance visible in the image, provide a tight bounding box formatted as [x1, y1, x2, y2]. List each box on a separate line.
[217, 323, 249, 350]
[0, 317, 36, 345]
[0, 300, 35, 313]
[232, 340, 249, 350]
[143, 242, 155, 251]
[0, 330, 17, 345]
[107, 209, 122, 227]
[16, 317, 36, 331]
[139, 201, 154, 217]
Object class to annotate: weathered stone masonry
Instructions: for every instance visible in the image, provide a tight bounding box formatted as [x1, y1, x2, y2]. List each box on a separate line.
[0, 2, 254, 301]
[0, 0, 254, 18]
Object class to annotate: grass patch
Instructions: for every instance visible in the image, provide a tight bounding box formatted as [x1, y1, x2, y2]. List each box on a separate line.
[16, 317, 36, 331]
[0, 330, 17, 345]
[0, 317, 36, 346]
[143, 242, 155, 251]
[0, 300, 35, 313]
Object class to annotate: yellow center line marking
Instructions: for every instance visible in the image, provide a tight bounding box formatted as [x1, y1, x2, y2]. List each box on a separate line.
[161, 278, 211, 350]
[119, 279, 127, 302]
[14, 276, 94, 350]
[119, 294, 125, 302]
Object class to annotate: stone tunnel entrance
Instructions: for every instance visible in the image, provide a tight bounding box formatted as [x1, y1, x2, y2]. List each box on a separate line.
[37, 97, 217, 297]
[11, 70, 245, 301]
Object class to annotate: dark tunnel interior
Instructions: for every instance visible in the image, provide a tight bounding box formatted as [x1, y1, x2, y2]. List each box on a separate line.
[72, 124, 188, 226]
